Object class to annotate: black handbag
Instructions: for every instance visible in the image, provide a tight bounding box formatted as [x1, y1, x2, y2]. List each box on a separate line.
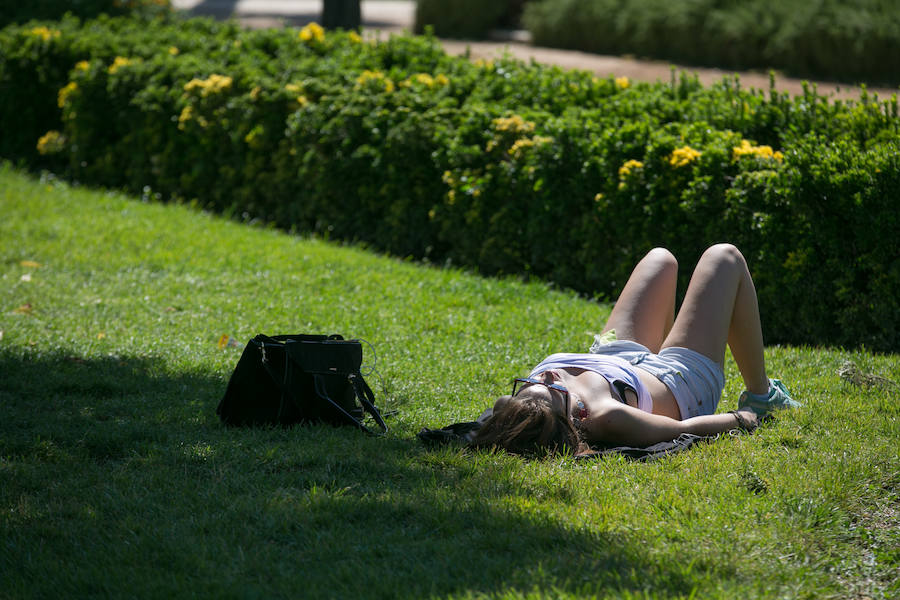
[217, 334, 387, 433]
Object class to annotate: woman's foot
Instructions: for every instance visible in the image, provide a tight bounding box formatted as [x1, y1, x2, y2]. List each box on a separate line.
[738, 379, 801, 416]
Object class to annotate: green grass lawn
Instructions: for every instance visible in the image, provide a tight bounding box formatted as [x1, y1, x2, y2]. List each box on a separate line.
[1, 163, 898, 599]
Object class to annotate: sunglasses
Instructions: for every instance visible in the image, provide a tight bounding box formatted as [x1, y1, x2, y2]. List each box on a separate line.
[511, 377, 570, 416]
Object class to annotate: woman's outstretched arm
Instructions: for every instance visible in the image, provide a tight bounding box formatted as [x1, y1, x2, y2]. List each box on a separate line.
[584, 401, 753, 447]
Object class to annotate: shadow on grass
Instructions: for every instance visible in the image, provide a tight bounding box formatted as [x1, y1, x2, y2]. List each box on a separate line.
[0, 348, 220, 461]
[0, 349, 700, 597]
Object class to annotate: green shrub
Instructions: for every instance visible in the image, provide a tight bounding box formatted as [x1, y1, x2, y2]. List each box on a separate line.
[523, 0, 900, 86]
[1, 15, 898, 350]
[414, 0, 508, 38]
[0, 0, 170, 28]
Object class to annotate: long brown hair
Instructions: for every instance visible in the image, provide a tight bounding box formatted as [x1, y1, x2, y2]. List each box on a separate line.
[470, 393, 585, 456]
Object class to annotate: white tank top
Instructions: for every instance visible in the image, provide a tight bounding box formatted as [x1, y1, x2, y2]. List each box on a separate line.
[529, 352, 653, 413]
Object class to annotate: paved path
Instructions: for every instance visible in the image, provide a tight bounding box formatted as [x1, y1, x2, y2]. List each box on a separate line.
[171, 0, 894, 101]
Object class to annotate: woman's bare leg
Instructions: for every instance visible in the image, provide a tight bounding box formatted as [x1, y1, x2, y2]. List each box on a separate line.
[661, 244, 769, 395]
[602, 248, 678, 353]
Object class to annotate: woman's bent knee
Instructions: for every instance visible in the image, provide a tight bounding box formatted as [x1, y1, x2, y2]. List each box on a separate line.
[644, 247, 678, 278]
[702, 243, 746, 269]
[647, 247, 678, 267]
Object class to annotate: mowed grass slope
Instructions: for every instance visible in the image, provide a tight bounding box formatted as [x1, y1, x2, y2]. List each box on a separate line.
[1, 164, 898, 599]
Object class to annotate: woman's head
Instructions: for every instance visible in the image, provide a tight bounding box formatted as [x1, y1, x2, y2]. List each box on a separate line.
[470, 385, 583, 455]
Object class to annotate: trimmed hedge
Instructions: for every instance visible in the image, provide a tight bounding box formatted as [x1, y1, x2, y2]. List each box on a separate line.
[414, 0, 509, 38]
[523, 0, 900, 87]
[0, 0, 170, 28]
[1, 14, 899, 350]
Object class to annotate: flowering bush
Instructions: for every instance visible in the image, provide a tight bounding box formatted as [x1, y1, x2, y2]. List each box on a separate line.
[1, 14, 898, 349]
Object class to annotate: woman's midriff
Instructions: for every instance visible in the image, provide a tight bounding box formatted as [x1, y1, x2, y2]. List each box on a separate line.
[633, 367, 682, 420]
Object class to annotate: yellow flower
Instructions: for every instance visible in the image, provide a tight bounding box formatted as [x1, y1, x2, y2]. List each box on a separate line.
[402, 72, 449, 89]
[412, 73, 435, 88]
[299, 22, 325, 43]
[618, 159, 644, 178]
[178, 105, 208, 130]
[509, 138, 534, 156]
[732, 140, 752, 158]
[30, 26, 60, 41]
[58, 81, 78, 108]
[348, 31, 362, 44]
[509, 136, 553, 157]
[752, 145, 775, 159]
[356, 70, 394, 93]
[108, 56, 134, 74]
[594, 193, 604, 202]
[492, 115, 535, 135]
[184, 74, 233, 97]
[75, 60, 90, 71]
[177, 105, 194, 129]
[36, 130, 65, 155]
[669, 146, 701, 168]
[168, 46, 180, 56]
[356, 70, 381, 84]
[284, 83, 310, 106]
[732, 139, 783, 162]
[206, 73, 232, 94]
[615, 76, 630, 90]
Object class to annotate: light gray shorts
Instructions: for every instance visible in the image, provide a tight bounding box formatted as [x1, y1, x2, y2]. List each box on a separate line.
[588, 339, 725, 418]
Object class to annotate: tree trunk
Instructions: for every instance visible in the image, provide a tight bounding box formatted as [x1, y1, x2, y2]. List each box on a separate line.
[321, 0, 361, 30]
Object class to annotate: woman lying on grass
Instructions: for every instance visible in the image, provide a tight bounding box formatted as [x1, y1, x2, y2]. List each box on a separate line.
[472, 244, 801, 455]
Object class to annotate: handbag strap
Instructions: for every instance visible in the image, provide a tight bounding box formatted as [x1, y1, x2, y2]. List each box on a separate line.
[348, 372, 388, 433]
[311, 373, 388, 435]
